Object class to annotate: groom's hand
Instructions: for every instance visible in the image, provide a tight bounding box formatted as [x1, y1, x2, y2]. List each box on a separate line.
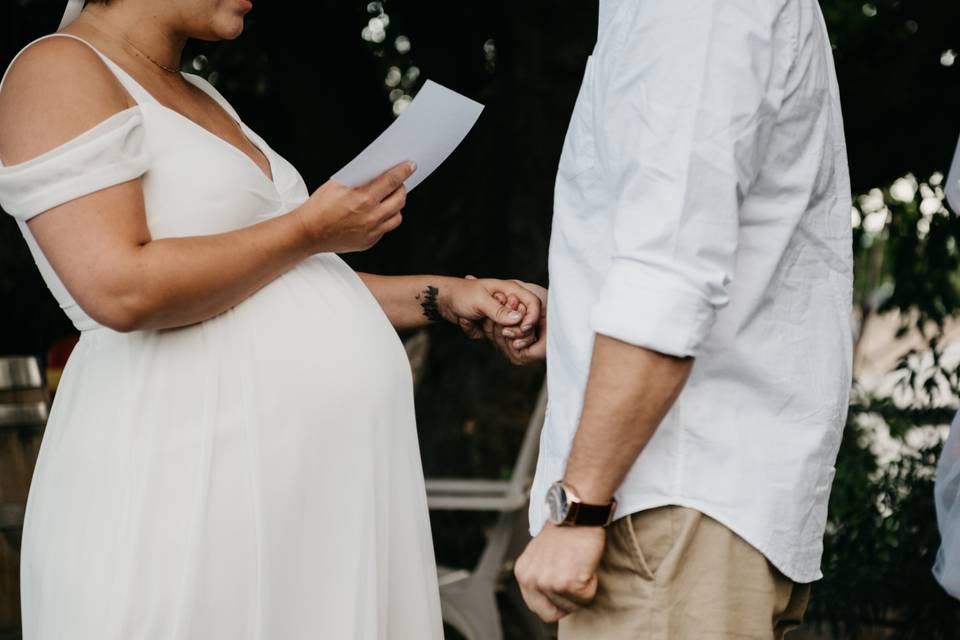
[460, 279, 547, 365]
[483, 281, 547, 365]
[514, 523, 606, 622]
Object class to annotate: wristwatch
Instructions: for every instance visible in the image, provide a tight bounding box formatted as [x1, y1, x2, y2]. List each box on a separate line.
[545, 481, 617, 527]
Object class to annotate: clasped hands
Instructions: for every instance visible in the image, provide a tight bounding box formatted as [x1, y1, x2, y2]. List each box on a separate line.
[457, 277, 547, 365]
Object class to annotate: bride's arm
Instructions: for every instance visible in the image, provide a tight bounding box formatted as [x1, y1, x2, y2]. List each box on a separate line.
[357, 273, 542, 333]
[22, 169, 409, 332]
[0, 38, 412, 333]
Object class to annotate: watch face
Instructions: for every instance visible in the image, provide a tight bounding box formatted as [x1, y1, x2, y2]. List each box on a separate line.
[546, 483, 570, 524]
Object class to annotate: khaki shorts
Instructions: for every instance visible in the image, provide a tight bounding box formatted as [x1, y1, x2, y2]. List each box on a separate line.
[559, 506, 811, 640]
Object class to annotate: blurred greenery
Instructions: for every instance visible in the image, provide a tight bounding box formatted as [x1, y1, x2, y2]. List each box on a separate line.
[3, 0, 960, 638]
[810, 173, 960, 638]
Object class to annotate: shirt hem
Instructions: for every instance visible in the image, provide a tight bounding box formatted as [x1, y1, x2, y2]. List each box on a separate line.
[530, 494, 824, 584]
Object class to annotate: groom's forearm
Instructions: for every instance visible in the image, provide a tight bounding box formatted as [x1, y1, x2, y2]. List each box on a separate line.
[357, 273, 461, 331]
[563, 334, 693, 505]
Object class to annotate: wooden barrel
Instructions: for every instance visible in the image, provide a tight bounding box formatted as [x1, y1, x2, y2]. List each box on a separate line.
[0, 357, 48, 635]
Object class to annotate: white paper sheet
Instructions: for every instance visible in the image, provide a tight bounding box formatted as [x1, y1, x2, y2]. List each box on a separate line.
[947, 132, 960, 213]
[332, 80, 484, 192]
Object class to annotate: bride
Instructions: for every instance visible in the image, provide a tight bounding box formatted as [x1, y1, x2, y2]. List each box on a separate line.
[0, 0, 544, 637]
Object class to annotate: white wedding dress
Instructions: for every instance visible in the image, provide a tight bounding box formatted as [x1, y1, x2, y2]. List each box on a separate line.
[0, 34, 443, 639]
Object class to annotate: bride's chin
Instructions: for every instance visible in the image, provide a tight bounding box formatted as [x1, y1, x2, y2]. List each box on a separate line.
[201, 19, 245, 41]
[222, 23, 245, 40]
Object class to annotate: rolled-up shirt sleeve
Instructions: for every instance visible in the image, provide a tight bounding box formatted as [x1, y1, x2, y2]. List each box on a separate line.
[590, 0, 789, 357]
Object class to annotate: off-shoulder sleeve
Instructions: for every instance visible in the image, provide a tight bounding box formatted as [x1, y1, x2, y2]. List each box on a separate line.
[0, 107, 149, 221]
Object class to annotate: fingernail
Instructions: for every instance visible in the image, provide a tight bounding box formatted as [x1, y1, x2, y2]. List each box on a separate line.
[408, 161, 418, 172]
[515, 340, 528, 349]
[521, 324, 534, 332]
[508, 311, 523, 321]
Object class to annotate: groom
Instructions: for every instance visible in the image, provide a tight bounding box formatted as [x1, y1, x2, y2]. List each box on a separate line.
[483, 0, 854, 637]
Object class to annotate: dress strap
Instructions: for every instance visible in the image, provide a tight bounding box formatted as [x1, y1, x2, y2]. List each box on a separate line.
[53, 33, 157, 105]
[181, 74, 241, 122]
[0, 33, 157, 106]
[60, 0, 84, 30]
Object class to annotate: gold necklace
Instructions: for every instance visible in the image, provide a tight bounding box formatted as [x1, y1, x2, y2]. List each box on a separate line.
[120, 34, 181, 74]
[85, 14, 181, 74]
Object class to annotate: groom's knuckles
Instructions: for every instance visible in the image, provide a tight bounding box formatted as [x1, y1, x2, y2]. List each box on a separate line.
[513, 556, 529, 582]
[567, 577, 597, 605]
[522, 585, 562, 623]
[481, 318, 495, 341]
[523, 296, 541, 328]
[515, 556, 541, 590]
[539, 600, 567, 623]
[547, 576, 575, 595]
[516, 567, 569, 622]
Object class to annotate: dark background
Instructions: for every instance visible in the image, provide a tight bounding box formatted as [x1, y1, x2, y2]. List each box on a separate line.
[5, 0, 960, 359]
[3, 1, 960, 637]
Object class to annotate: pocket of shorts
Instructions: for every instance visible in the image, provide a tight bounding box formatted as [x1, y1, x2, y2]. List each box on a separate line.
[622, 506, 685, 582]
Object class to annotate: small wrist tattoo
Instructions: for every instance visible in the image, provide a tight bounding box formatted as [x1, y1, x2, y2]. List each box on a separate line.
[418, 285, 444, 323]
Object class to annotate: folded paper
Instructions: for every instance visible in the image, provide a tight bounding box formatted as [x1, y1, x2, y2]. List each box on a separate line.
[333, 80, 484, 192]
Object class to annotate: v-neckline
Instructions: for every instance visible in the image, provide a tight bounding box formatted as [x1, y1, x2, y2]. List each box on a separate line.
[56, 34, 277, 186]
[150, 94, 276, 186]
[138, 77, 275, 186]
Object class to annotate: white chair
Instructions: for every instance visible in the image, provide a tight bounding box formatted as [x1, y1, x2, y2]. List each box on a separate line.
[404, 333, 551, 640]
[0, 356, 48, 549]
[0, 356, 49, 635]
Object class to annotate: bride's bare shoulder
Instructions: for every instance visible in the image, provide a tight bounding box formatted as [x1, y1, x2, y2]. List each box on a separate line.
[0, 36, 132, 166]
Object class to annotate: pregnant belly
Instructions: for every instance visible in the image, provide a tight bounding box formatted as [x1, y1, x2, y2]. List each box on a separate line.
[52, 253, 412, 447]
[226, 253, 413, 413]
[37, 254, 414, 523]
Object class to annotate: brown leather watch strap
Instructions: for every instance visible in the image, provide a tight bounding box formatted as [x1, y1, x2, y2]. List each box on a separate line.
[567, 500, 616, 527]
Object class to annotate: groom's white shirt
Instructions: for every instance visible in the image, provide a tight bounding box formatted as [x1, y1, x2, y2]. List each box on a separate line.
[530, 0, 853, 583]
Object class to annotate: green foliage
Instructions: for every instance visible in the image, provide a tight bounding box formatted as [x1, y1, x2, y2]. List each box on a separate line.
[815, 174, 960, 637]
[814, 419, 959, 638]
[853, 175, 960, 405]
[870, 183, 960, 331]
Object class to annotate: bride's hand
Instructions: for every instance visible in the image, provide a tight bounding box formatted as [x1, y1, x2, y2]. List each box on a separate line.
[456, 278, 548, 366]
[441, 277, 542, 335]
[482, 282, 547, 366]
[293, 161, 415, 254]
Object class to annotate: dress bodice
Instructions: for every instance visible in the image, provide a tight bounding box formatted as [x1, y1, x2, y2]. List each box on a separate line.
[0, 34, 310, 331]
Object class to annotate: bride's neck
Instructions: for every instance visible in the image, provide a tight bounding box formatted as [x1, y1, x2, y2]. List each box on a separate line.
[81, 4, 187, 72]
